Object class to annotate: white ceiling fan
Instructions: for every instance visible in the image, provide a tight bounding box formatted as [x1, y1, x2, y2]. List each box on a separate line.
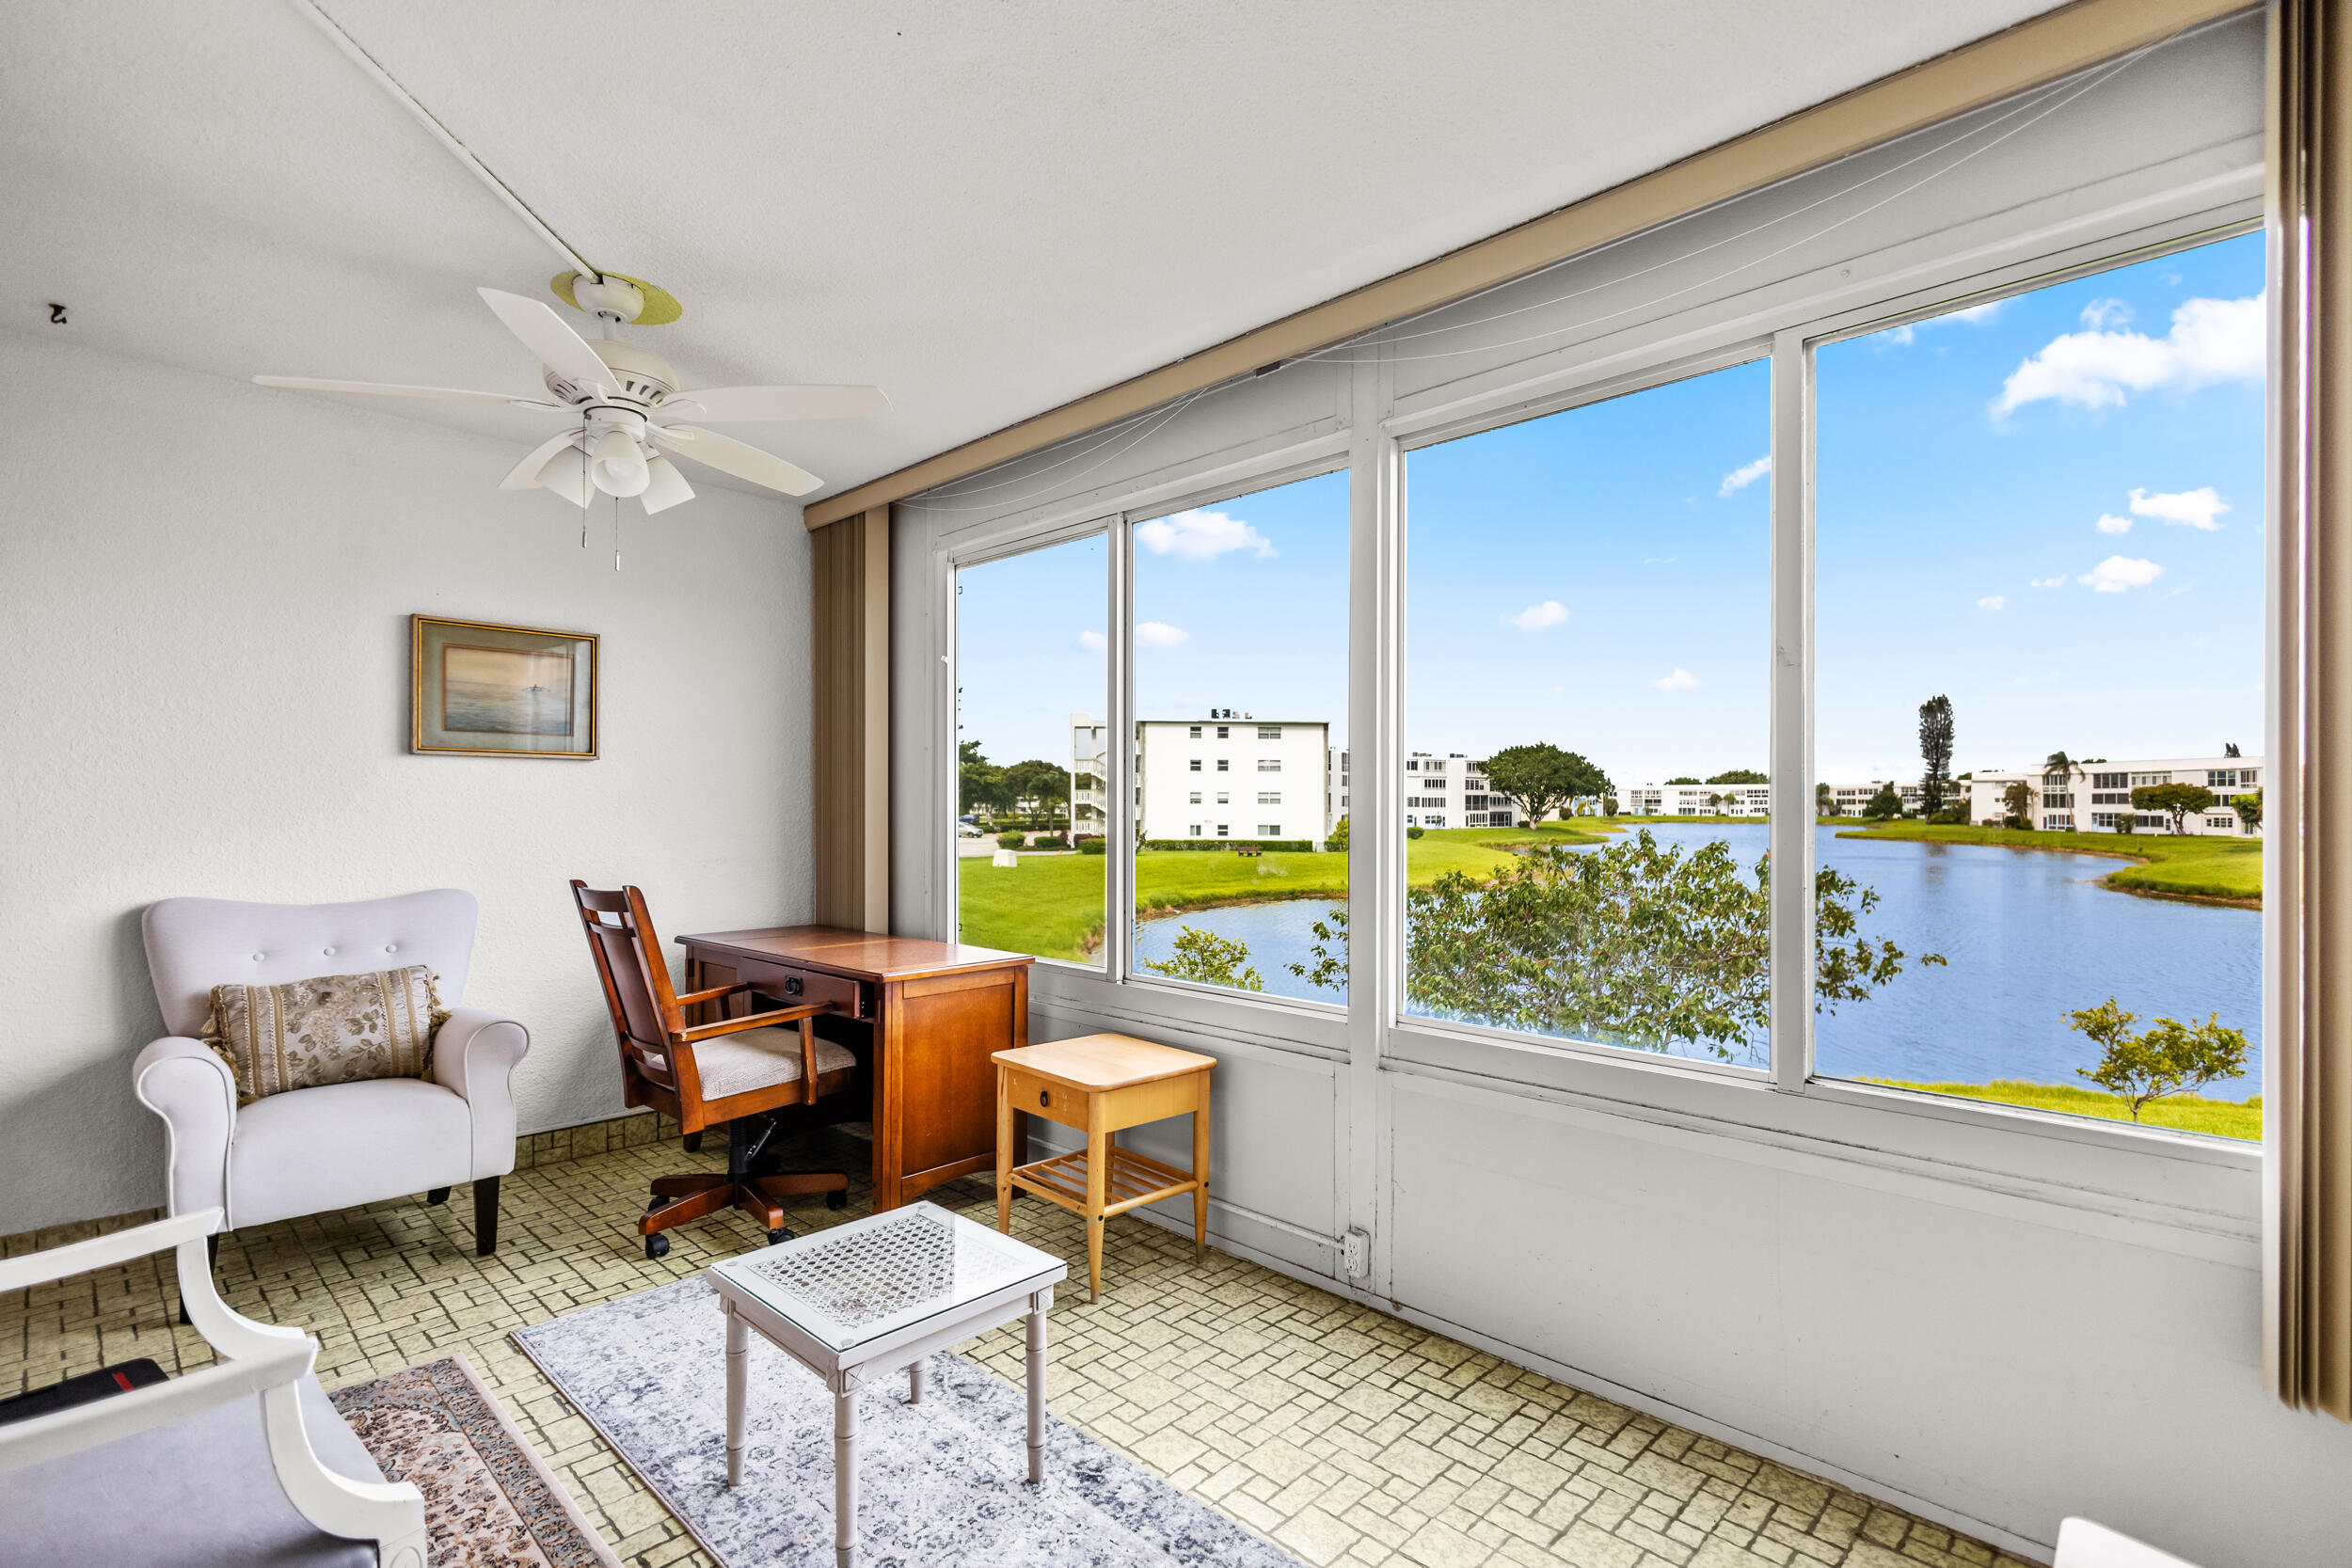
[254, 273, 885, 513]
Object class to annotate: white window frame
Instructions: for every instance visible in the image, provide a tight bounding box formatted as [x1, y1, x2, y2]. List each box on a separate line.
[920, 55, 2268, 1210]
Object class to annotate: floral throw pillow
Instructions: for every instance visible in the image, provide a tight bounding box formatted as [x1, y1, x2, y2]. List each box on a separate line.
[202, 965, 446, 1105]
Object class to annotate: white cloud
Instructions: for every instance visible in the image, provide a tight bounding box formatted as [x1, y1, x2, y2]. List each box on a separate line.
[1505, 599, 1569, 630]
[1134, 508, 1276, 561]
[1078, 629, 1106, 651]
[1651, 667, 1700, 691]
[1877, 301, 1999, 348]
[1991, 293, 2263, 416]
[2079, 297, 2135, 330]
[2029, 573, 2068, 589]
[2129, 485, 2230, 531]
[1135, 621, 1190, 646]
[1718, 455, 1772, 498]
[2096, 514, 2134, 534]
[1644, 556, 1677, 565]
[2080, 556, 2164, 594]
[1977, 595, 2006, 611]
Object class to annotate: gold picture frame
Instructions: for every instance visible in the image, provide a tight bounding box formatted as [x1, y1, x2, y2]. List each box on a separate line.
[411, 615, 597, 758]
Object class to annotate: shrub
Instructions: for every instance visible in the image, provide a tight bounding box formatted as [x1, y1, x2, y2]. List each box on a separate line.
[1406, 826, 1425, 840]
[997, 831, 1025, 848]
[1326, 816, 1350, 852]
[1931, 806, 1970, 825]
[1141, 926, 1263, 991]
[1079, 838, 1107, 855]
[1030, 832, 1069, 849]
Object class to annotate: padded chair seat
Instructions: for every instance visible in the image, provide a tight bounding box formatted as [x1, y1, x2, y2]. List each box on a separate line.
[0, 1373, 381, 1568]
[691, 1027, 855, 1101]
[231, 1077, 473, 1228]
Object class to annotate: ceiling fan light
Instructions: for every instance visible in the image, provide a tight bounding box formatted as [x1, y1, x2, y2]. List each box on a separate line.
[639, 456, 694, 515]
[588, 430, 650, 498]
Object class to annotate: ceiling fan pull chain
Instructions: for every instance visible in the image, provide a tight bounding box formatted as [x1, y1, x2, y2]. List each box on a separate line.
[613, 490, 624, 572]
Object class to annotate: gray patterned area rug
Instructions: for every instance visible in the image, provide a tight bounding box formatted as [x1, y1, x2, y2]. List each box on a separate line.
[513, 1275, 1301, 1568]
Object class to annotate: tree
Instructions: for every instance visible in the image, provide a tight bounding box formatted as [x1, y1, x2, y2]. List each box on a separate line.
[1002, 758, 1071, 827]
[1817, 781, 1836, 817]
[1326, 816, 1350, 852]
[2000, 778, 2036, 829]
[1288, 832, 1939, 1062]
[1143, 926, 1263, 991]
[2068, 999, 2250, 1120]
[1863, 784, 1903, 820]
[1665, 775, 1701, 785]
[1708, 768, 1768, 785]
[1600, 795, 1620, 816]
[2044, 751, 2074, 771]
[1482, 744, 1612, 829]
[1705, 792, 1725, 812]
[959, 740, 1012, 821]
[1917, 695, 1955, 817]
[2110, 805, 2137, 836]
[2131, 782, 2216, 835]
[2232, 790, 2263, 832]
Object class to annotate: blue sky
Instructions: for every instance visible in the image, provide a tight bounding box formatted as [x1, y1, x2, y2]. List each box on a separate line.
[960, 231, 2265, 789]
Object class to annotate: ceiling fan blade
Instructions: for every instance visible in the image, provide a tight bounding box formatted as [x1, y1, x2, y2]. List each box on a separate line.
[532, 442, 594, 509]
[477, 287, 615, 391]
[661, 384, 889, 423]
[501, 430, 583, 491]
[254, 375, 561, 412]
[651, 424, 823, 497]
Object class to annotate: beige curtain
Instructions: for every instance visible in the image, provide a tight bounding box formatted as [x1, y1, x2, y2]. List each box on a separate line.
[2267, 0, 2352, 1421]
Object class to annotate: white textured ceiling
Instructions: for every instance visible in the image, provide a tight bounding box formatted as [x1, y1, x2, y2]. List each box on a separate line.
[0, 0, 2066, 503]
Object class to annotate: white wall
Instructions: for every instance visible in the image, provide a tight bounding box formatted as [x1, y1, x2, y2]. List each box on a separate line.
[0, 328, 812, 1235]
[888, 19, 2352, 1565]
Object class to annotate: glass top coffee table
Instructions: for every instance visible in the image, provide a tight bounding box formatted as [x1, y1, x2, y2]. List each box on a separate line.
[707, 1202, 1067, 1568]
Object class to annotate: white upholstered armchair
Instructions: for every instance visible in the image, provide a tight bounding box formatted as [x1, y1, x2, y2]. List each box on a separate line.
[133, 890, 530, 1264]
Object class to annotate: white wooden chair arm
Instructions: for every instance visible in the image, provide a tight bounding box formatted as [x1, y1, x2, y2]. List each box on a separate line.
[0, 1207, 220, 1293]
[0, 1338, 313, 1474]
[0, 1207, 428, 1567]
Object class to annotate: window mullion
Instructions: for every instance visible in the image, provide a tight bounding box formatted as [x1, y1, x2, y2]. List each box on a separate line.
[1768, 328, 1817, 1093]
[1108, 515, 1136, 984]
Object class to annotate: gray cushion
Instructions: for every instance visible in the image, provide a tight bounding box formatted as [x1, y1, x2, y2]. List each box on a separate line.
[0, 1373, 384, 1567]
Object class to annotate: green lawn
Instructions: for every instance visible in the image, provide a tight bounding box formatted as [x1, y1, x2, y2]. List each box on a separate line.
[1863, 1077, 2261, 1141]
[957, 830, 1580, 962]
[1833, 820, 2262, 903]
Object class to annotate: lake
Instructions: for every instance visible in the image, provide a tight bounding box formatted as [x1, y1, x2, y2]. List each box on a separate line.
[1131, 822, 2264, 1098]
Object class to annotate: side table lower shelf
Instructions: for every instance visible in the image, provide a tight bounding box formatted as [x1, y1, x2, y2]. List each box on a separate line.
[1009, 1145, 1200, 1219]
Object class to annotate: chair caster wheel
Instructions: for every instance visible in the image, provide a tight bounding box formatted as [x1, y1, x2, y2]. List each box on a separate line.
[826, 1190, 849, 1211]
[644, 1233, 670, 1260]
[767, 1227, 795, 1247]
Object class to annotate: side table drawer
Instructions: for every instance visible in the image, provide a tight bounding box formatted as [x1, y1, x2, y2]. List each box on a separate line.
[1002, 1067, 1085, 1130]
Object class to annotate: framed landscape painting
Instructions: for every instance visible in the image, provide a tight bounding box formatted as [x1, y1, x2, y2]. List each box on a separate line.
[411, 615, 597, 758]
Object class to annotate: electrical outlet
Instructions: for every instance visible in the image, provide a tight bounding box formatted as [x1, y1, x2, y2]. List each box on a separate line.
[1343, 1226, 1371, 1279]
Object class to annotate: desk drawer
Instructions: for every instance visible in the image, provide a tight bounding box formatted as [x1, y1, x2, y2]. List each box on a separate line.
[1003, 1066, 1085, 1130]
[730, 958, 869, 1020]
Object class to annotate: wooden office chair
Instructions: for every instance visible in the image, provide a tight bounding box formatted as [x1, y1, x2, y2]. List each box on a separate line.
[570, 881, 854, 1259]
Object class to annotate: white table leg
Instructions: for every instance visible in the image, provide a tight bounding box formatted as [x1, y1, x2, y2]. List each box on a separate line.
[834, 1386, 859, 1568]
[1025, 1287, 1050, 1484]
[907, 1358, 923, 1404]
[724, 1305, 748, 1487]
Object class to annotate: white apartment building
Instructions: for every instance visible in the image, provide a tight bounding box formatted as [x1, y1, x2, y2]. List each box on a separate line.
[1969, 755, 2263, 836]
[1329, 747, 1351, 831]
[1820, 780, 1943, 816]
[1402, 752, 1520, 829]
[1134, 712, 1333, 843]
[1067, 713, 1112, 835]
[1620, 781, 1771, 817]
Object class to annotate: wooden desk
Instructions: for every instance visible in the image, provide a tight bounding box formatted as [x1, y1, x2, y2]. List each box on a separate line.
[675, 926, 1035, 1212]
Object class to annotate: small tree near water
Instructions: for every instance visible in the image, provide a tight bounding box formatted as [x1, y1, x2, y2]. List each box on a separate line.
[1142, 926, 1263, 991]
[2000, 778, 2035, 829]
[2132, 782, 2216, 835]
[1863, 784, 1902, 820]
[2068, 999, 2250, 1121]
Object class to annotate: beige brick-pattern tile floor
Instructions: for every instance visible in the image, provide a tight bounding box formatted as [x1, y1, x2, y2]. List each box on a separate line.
[3, 1128, 2037, 1568]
